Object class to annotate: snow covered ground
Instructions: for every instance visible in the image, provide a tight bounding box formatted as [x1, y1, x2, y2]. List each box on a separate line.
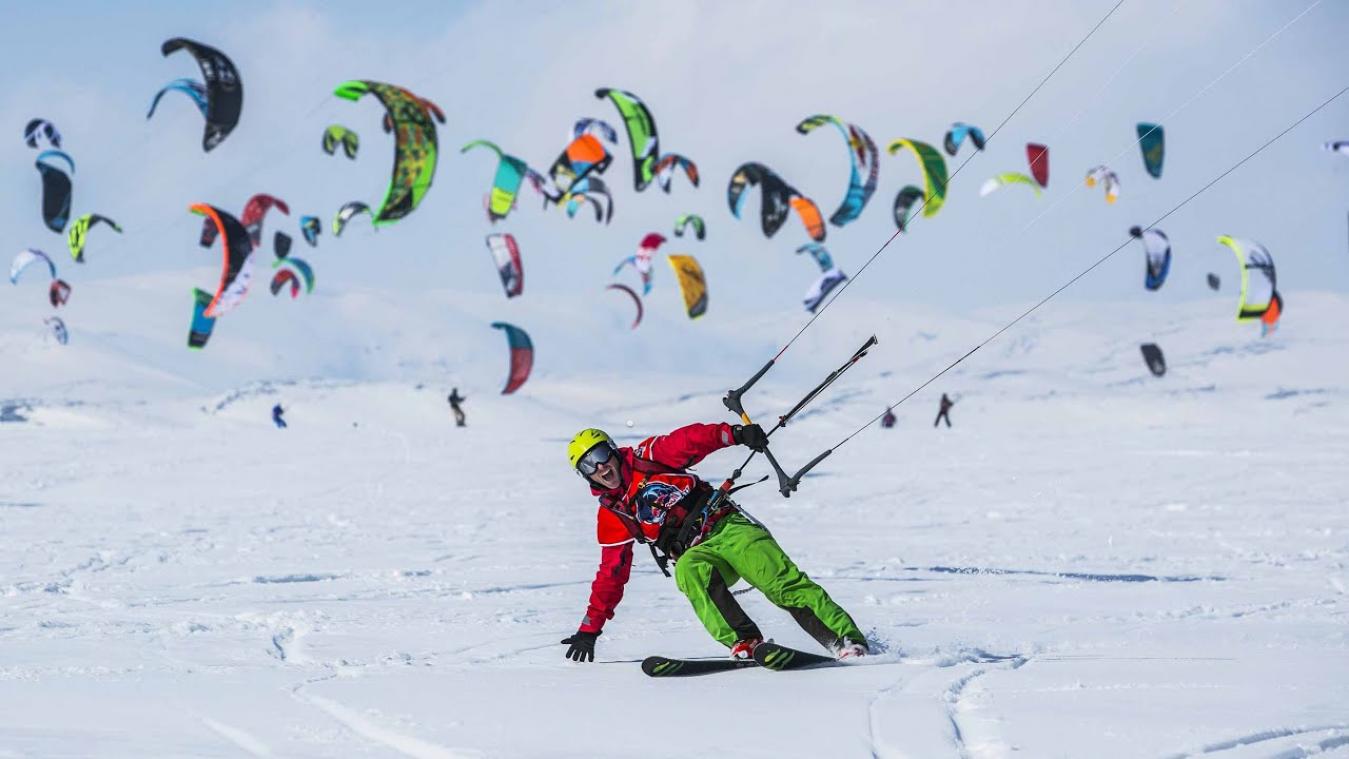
[2, 292, 1347, 758]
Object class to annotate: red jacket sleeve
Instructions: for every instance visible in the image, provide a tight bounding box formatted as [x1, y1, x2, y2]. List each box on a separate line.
[635, 422, 737, 470]
[579, 541, 634, 634]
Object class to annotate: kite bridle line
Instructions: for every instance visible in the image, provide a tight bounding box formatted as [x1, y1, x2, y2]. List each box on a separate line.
[819, 84, 1348, 457]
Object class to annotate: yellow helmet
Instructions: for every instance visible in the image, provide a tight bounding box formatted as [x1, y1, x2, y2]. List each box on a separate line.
[567, 428, 614, 469]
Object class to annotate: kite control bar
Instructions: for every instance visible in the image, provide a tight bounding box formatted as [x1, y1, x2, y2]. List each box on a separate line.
[720, 335, 878, 498]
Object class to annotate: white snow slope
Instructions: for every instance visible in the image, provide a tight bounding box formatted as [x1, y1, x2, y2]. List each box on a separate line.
[2, 292, 1347, 758]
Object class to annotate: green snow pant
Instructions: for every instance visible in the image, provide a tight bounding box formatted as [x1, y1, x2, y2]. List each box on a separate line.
[673, 513, 864, 652]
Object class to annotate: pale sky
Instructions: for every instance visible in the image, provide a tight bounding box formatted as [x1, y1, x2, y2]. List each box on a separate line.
[2, 1, 1346, 390]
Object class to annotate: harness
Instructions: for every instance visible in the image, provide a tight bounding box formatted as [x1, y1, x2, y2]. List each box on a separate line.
[597, 454, 737, 577]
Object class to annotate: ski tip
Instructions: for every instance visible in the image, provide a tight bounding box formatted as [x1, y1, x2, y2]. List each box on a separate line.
[641, 656, 683, 677]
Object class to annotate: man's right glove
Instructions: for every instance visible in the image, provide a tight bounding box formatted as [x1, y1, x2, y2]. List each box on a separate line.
[561, 631, 598, 662]
[733, 423, 769, 452]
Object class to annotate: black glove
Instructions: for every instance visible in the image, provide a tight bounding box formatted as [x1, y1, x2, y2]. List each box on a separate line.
[733, 423, 769, 452]
[561, 631, 598, 662]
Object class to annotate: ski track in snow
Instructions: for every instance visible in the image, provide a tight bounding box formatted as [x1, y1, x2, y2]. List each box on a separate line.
[1162, 724, 1349, 758]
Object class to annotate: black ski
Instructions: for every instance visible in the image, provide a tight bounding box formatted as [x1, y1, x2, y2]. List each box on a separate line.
[752, 642, 839, 671]
[641, 655, 756, 677]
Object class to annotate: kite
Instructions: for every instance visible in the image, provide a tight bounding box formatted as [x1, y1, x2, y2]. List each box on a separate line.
[795, 243, 835, 272]
[10, 249, 71, 307]
[381, 93, 444, 134]
[1323, 140, 1349, 156]
[803, 269, 847, 314]
[1206, 273, 1221, 291]
[270, 258, 314, 298]
[299, 216, 321, 247]
[796, 114, 880, 227]
[461, 139, 529, 222]
[594, 88, 659, 191]
[24, 118, 61, 149]
[485, 233, 523, 298]
[979, 172, 1042, 197]
[188, 287, 216, 349]
[490, 322, 533, 395]
[333, 80, 442, 225]
[1085, 166, 1120, 203]
[563, 176, 614, 224]
[652, 153, 700, 193]
[546, 132, 611, 199]
[190, 203, 255, 318]
[727, 162, 825, 241]
[887, 138, 948, 218]
[892, 186, 925, 232]
[943, 122, 986, 156]
[1137, 123, 1164, 178]
[240, 193, 289, 248]
[146, 78, 209, 123]
[35, 149, 75, 233]
[573, 117, 619, 144]
[272, 232, 292, 260]
[322, 125, 360, 159]
[613, 233, 666, 295]
[1216, 235, 1282, 329]
[1130, 226, 1171, 291]
[157, 38, 243, 152]
[45, 316, 68, 345]
[333, 201, 372, 236]
[606, 283, 643, 330]
[674, 213, 705, 240]
[1026, 143, 1049, 187]
[1140, 343, 1166, 377]
[667, 254, 707, 319]
[67, 213, 123, 263]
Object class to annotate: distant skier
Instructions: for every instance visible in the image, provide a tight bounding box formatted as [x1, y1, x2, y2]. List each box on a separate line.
[881, 408, 897, 429]
[559, 425, 868, 664]
[447, 388, 466, 427]
[934, 393, 954, 428]
[271, 403, 287, 429]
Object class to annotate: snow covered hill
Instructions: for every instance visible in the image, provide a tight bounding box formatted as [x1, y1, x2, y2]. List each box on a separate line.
[2, 287, 1346, 757]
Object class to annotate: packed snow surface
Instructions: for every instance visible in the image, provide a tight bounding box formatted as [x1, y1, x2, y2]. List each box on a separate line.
[2, 292, 1347, 757]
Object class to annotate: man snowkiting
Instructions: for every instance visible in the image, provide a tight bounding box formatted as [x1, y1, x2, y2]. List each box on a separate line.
[560, 424, 868, 663]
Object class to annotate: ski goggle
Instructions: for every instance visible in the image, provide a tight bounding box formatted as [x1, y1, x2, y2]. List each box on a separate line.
[575, 442, 617, 476]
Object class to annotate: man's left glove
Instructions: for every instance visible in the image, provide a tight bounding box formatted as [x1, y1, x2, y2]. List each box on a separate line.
[561, 631, 598, 662]
[733, 423, 769, 452]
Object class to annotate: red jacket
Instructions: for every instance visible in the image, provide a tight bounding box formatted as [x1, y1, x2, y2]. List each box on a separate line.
[578, 422, 737, 634]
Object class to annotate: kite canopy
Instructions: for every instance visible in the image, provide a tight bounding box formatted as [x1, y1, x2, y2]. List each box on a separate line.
[727, 162, 825, 242]
[1140, 343, 1166, 377]
[24, 118, 62, 149]
[563, 176, 614, 224]
[1085, 166, 1120, 203]
[188, 287, 216, 349]
[485, 234, 523, 298]
[547, 133, 611, 199]
[606, 283, 643, 330]
[1026, 143, 1049, 187]
[35, 150, 75, 233]
[322, 125, 360, 159]
[462, 139, 529, 223]
[68, 214, 122, 263]
[803, 269, 847, 314]
[613, 233, 665, 295]
[796, 114, 879, 227]
[979, 172, 1042, 197]
[666, 254, 707, 319]
[190, 203, 255, 318]
[490, 322, 534, 395]
[1129, 226, 1171, 291]
[1136, 123, 1165, 178]
[10, 248, 58, 284]
[595, 88, 659, 191]
[160, 38, 243, 152]
[1324, 140, 1349, 156]
[652, 153, 699, 193]
[45, 316, 68, 345]
[674, 213, 705, 240]
[270, 257, 314, 298]
[795, 243, 835, 272]
[1206, 273, 1221, 291]
[299, 216, 321, 247]
[1217, 235, 1280, 325]
[333, 201, 372, 236]
[240, 193, 289, 248]
[147, 78, 208, 122]
[892, 186, 925, 232]
[943, 122, 985, 156]
[333, 80, 441, 226]
[887, 138, 947, 218]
